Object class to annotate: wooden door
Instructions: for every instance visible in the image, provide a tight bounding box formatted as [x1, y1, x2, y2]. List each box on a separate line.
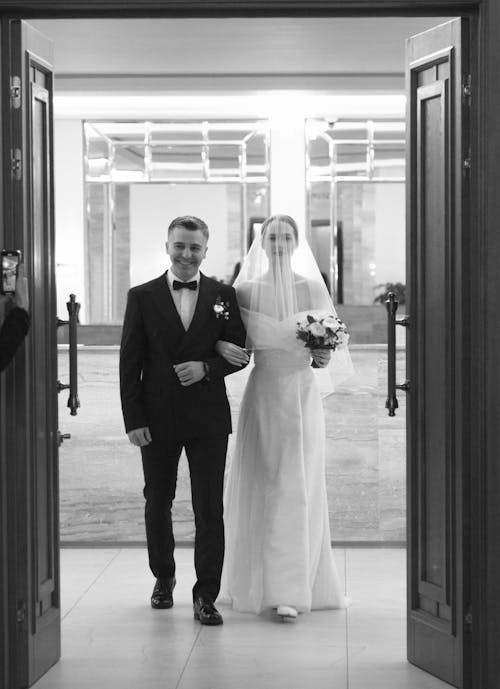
[406, 18, 471, 688]
[2, 20, 59, 688]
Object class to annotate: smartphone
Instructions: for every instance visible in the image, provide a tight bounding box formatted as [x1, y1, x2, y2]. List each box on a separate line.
[1, 250, 22, 295]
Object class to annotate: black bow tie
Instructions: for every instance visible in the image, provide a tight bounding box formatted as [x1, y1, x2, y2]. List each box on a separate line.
[173, 279, 197, 291]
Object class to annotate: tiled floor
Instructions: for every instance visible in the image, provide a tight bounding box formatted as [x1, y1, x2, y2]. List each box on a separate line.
[32, 548, 451, 689]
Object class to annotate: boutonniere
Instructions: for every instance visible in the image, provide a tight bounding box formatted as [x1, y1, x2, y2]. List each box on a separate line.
[213, 295, 230, 320]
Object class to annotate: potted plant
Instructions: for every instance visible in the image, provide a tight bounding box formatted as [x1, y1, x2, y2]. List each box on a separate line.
[373, 282, 406, 306]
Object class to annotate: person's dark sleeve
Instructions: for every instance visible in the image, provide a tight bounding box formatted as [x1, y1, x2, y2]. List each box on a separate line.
[119, 289, 148, 432]
[204, 285, 248, 381]
[0, 307, 30, 373]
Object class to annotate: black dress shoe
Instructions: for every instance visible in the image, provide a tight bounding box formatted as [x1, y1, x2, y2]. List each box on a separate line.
[193, 596, 223, 625]
[151, 577, 176, 609]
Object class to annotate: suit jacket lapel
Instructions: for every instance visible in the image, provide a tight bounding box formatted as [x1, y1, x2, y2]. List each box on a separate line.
[179, 273, 217, 351]
[149, 273, 186, 349]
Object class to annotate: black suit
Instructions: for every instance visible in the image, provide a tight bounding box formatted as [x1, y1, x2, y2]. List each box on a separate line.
[119, 271, 246, 600]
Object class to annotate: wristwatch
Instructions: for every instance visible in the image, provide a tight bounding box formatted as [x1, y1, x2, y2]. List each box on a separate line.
[202, 361, 211, 381]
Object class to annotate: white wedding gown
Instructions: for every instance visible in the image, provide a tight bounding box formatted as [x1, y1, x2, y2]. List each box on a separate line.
[221, 313, 347, 614]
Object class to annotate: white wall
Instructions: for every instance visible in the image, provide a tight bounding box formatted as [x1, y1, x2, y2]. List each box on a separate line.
[129, 184, 229, 287]
[374, 183, 405, 285]
[54, 120, 86, 322]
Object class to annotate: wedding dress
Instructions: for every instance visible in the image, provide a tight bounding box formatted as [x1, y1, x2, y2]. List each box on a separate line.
[220, 215, 353, 614]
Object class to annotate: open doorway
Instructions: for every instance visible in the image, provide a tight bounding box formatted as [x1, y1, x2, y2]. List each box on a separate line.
[14, 14, 462, 689]
[40, 16, 425, 547]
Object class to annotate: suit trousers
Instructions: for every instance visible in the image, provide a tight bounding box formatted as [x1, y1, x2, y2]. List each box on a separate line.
[141, 434, 228, 602]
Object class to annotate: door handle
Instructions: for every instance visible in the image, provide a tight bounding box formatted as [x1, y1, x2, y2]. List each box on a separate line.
[385, 292, 410, 416]
[57, 431, 71, 447]
[56, 293, 80, 415]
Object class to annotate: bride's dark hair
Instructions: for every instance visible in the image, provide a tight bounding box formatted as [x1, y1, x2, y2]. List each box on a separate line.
[260, 214, 299, 242]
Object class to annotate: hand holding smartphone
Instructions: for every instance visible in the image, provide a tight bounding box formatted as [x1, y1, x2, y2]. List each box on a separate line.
[0, 250, 28, 312]
[1, 250, 22, 296]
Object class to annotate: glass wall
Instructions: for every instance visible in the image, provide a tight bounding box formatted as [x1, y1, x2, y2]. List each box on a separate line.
[304, 118, 406, 543]
[83, 119, 270, 323]
[306, 119, 405, 311]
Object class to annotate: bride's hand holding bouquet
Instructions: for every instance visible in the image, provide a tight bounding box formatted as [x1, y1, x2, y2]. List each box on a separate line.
[296, 314, 349, 369]
[311, 348, 331, 368]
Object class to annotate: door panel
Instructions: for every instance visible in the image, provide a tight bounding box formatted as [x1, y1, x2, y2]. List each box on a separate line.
[5, 20, 59, 687]
[406, 19, 469, 687]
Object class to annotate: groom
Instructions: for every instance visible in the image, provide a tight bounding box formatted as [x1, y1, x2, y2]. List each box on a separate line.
[119, 215, 247, 625]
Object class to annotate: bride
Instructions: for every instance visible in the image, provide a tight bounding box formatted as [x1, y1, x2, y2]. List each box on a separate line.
[216, 214, 354, 619]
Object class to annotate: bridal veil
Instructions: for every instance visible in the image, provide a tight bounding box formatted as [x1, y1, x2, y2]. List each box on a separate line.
[233, 214, 354, 392]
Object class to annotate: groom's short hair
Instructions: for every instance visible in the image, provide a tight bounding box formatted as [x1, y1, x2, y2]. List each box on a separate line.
[168, 215, 209, 240]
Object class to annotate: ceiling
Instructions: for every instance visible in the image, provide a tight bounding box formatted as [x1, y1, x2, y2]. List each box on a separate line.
[32, 17, 447, 77]
[32, 17, 449, 118]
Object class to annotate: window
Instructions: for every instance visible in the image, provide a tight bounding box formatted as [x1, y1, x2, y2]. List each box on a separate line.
[306, 118, 405, 308]
[84, 119, 270, 323]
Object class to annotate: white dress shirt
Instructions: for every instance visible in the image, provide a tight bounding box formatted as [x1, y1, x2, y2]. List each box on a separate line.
[166, 269, 200, 330]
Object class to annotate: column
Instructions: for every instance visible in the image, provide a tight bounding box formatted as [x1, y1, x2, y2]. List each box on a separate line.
[54, 119, 86, 321]
[269, 116, 306, 236]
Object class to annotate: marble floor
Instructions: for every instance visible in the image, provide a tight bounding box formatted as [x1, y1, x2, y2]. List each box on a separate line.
[32, 547, 451, 689]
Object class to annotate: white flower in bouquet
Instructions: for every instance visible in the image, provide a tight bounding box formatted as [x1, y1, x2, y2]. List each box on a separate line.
[322, 316, 339, 329]
[309, 322, 326, 337]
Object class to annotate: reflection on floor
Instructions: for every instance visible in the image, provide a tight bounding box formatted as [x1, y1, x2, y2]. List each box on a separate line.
[32, 548, 451, 689]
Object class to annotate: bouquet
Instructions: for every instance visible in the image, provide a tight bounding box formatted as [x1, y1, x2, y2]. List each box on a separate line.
[296, 314, 349, 351]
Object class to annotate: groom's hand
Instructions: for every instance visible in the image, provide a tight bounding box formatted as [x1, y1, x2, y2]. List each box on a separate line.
[173, 361, 205, 386]
[127, 427, 152, 446]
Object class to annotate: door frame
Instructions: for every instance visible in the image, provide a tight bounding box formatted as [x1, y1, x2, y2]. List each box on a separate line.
[0, 2, 496, 689]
